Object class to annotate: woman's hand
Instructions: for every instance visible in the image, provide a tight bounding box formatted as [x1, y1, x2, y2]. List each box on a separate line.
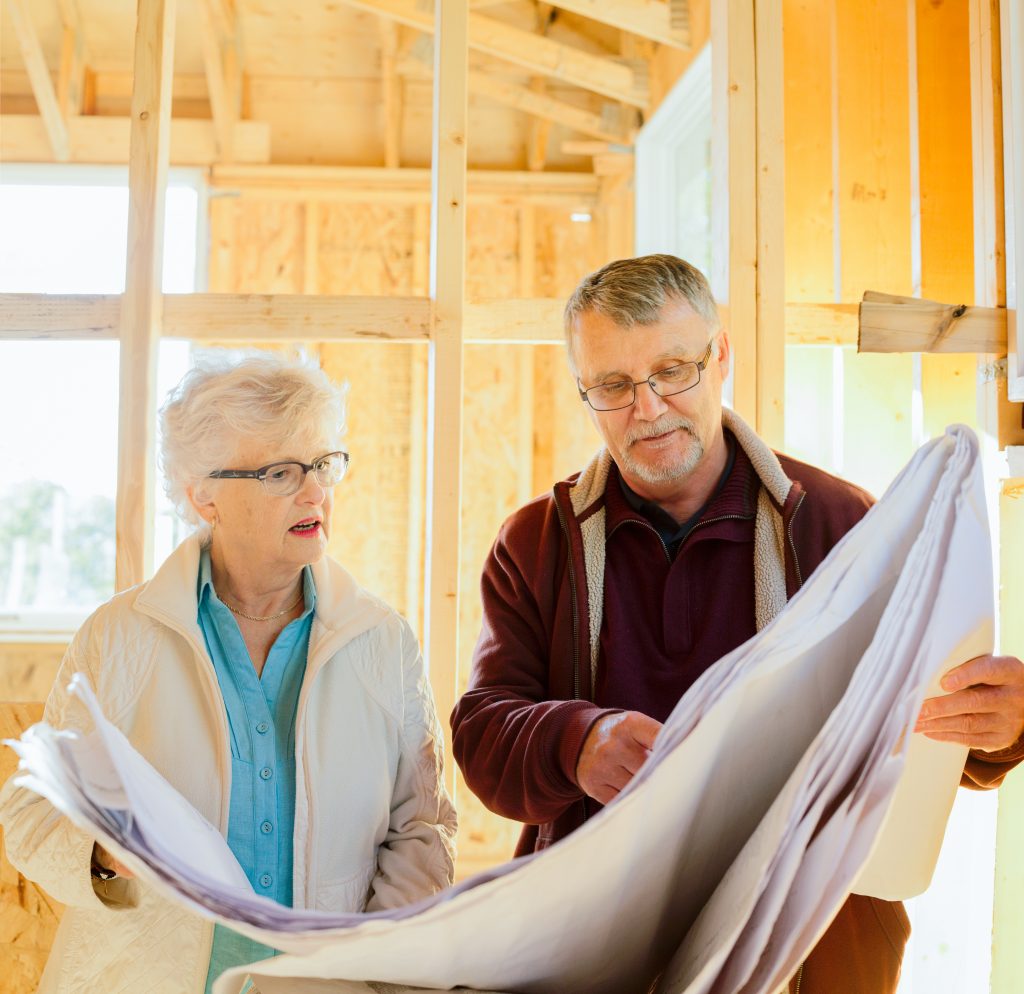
[92, 842, 135, 879]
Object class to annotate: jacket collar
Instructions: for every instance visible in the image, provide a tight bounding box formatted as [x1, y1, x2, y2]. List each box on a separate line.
[561, 406, 793, 522]
[134, 534, 390, 668]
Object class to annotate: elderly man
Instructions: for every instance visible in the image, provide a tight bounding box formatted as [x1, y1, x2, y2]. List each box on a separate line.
[451, 254, 1024, 993]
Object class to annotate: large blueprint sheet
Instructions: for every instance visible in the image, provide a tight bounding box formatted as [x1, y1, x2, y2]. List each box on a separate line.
[5, 426, 991, 994]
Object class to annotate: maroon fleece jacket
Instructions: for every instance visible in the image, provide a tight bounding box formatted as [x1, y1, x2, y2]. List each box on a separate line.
[451, 433, 1024, 993]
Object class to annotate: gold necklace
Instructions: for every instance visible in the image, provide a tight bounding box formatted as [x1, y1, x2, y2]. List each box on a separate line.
[222, 590, 303, 623]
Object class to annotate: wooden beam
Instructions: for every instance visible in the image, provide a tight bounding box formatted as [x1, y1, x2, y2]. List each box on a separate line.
[754, 0, 785, 448]
[858, 291, 1007, 354]
[468, 70, 634, 145]
[425, 0, 468, 790]
[1003, 0, 1024, 401]
[208, 164, 600, 205]
[380, 20, 403, 168]
[545, 0, 690, 50]
[0, 115, 271, 165]
[526, 4, 554, 170]
[56, 0, 88, 120]
[7, 0, 70, 161]
[339, 0, 648, 106]
[115, 0, 176, 591]
[196, 0, 241, 161]
[0, 294, 864, 346]
[711, 0, 757, 428]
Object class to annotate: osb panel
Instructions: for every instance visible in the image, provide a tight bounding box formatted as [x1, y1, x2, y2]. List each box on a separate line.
[317, 345, 418, 623]
[533, 346, 603, 492]
[535, 207, 604, 299]
[226, 201, 306, 294]
[315, 204, 417, 296]
[455, 345, 537, 872]
[1, 703, 62, 994]
[465, 205, 521, 300]
[0, 643, 65, 703]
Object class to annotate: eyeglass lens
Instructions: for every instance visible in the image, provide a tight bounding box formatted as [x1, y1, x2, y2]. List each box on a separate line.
[587, 362, 701, 411]
[263, 454, 348, 495]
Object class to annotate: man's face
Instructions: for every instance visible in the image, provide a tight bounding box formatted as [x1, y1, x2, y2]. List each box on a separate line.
[572, 300, 730, 499]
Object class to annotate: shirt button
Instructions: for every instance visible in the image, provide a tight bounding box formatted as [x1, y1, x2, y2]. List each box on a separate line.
[259, 873, 272, 888]
[260, 821, 273, 835]
[256, 721, 270, 734]
[260, 767, 273, 781]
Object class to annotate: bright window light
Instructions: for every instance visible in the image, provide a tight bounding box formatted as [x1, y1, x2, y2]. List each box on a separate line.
[0, 167, 202, 632]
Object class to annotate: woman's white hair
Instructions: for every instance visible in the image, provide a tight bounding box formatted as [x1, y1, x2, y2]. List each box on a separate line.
[159, 350, 347, 529]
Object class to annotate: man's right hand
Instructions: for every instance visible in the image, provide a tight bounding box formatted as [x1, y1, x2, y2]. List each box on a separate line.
[576, 710, 662, 805]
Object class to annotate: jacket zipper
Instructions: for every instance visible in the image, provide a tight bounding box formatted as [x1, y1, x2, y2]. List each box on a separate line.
[793, 963, 804, 993]
[786, 491, 807, 588]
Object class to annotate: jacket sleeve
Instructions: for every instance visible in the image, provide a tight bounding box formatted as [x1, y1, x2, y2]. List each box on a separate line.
[962, 734, 1024, 789]
[0, 612, 140, 911]
[365, 620, 457, 912]
[451, 512, 613, 826]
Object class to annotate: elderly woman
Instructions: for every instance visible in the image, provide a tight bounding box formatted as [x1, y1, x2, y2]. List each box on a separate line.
[0, 351, 457, 993]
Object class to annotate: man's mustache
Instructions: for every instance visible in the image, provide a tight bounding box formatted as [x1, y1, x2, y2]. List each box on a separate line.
[625, 417, 697, 447]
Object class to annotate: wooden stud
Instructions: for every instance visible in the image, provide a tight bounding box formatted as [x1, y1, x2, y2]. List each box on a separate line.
[380, 20, 403, 168]
[754, 0, 785, 449]
[972, 0, 1024, 449]
[543, 0, 690, 50]
[914, 0, 979, 440]
[425, 0, 469, 784]
[1003, 0, 1024, 401]
[7, 0, 70, 162]
[115, 0, 176, 591]
[711, 0, 757, 425]
[993, 479, 1024, 994]
[339, 0, 649, 107]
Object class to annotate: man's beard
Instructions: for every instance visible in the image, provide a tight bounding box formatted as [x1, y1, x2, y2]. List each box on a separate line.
[619, 416, 704, 485]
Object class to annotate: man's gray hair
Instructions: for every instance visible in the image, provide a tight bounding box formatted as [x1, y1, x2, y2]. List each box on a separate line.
[159, 349, 347, 529]
[563, 254, 720, 368]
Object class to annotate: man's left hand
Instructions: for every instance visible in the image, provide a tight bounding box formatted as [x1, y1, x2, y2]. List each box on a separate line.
[914, 654, 1024, 752]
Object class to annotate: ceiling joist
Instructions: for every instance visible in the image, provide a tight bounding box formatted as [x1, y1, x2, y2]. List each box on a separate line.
[380, 20, 403, 168]
[342, 0, 649, 106]
[196, 0, 242, 161]
[55, 0, 88, 118]
[546, 0, 691, 50]
[469, 70, 635, 145]
[7, 0, 70, 161]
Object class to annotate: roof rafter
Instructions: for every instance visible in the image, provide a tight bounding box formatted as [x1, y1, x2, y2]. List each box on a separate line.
[342, 0, 649, 106]
[55, 0, 88, 118]
[545, 0, 691, 50]
[7, 0, 70, 161]
[196, 0, 242, 161]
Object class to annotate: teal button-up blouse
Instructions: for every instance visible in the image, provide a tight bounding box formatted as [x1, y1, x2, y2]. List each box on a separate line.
[196, 549, 315, 994]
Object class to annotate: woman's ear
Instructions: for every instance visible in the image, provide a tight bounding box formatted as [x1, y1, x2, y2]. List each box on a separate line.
[187, 482, 219, 530]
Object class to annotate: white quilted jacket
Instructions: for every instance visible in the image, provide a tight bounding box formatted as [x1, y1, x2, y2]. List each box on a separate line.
[0, 536, 457, 993]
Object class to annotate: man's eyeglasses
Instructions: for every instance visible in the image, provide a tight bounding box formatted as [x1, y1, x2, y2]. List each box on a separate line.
[209, 451, 350, 496]
[577, 339, 716, 412]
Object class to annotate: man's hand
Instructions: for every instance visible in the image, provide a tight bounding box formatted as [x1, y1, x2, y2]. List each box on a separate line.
[92, 842, 134, 879]
[576, 711, 662, 805]
[914, 654, 1024, 752]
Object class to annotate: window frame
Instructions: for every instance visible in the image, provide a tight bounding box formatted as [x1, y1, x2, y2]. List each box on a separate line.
[0, 164, 207, 637]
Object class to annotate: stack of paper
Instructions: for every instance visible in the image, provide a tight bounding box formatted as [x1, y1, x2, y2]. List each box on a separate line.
[5, 426, 991, 994]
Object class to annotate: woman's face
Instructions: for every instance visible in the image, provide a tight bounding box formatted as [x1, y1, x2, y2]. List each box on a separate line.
[197, 434, 338, 578]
